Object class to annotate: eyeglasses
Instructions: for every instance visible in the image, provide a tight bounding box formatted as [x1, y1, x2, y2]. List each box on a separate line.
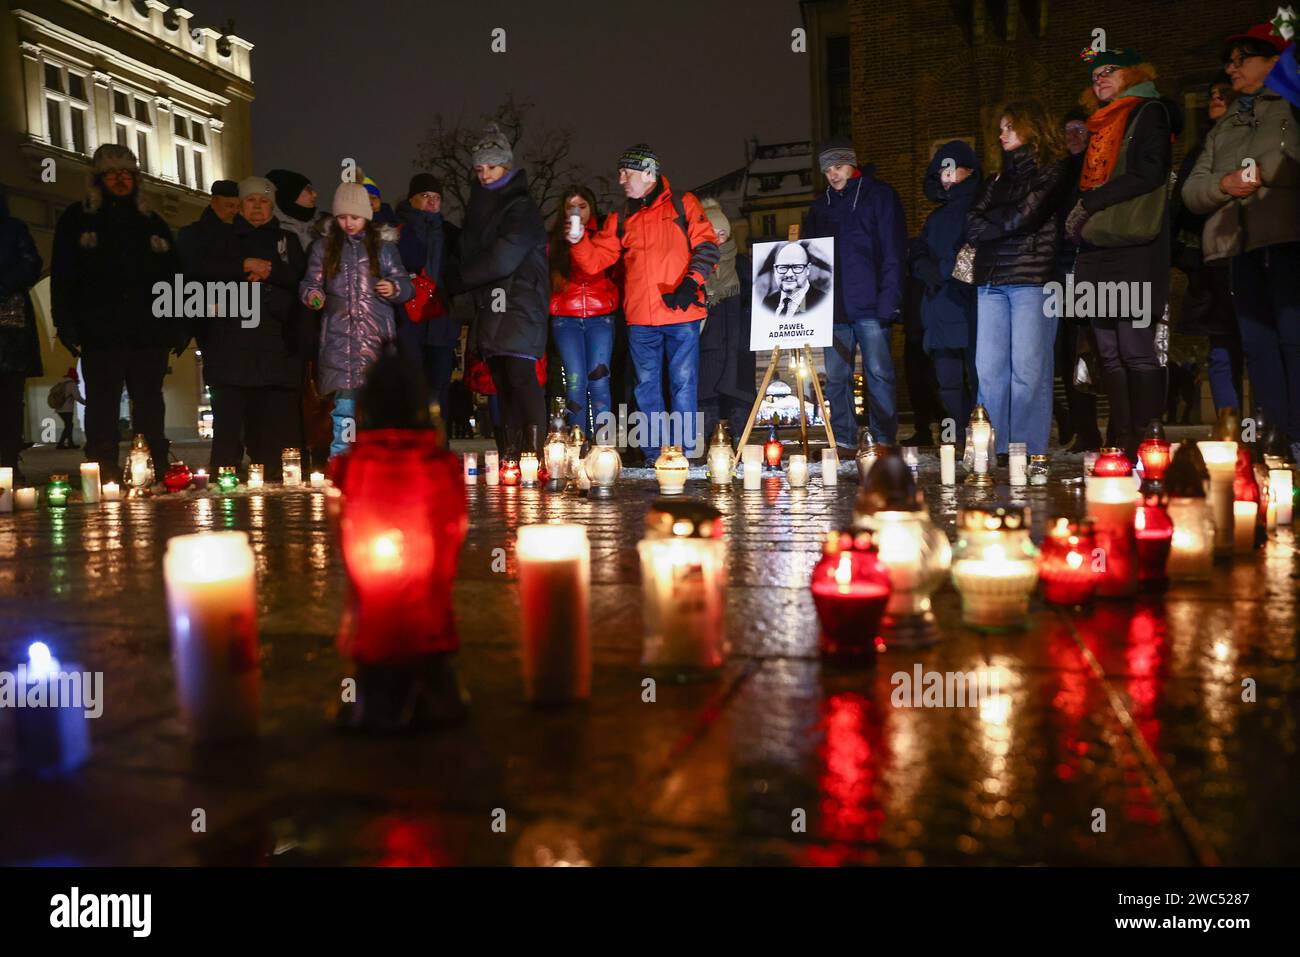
[1091, 66, 1121, 84]
[774, 264, 809, 275]
[1064, 123, 1089, 135]
[1224, 53, 1263, 69]
[1208, 89, 1230, 101]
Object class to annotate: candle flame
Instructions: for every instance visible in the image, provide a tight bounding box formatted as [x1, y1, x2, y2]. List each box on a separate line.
[834, 551, 853, 592]
[370, 530, 405, 572]
[1135, 509, 1146, 531]
[1066, 551, 1083, 570]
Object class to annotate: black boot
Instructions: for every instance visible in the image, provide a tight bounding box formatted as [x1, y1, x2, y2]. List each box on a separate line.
[1102, 369, 1134, 456]
[1129, 368, 1167, 456]
[1054, 398, 1074, 447]
[493, 427, 508, 458]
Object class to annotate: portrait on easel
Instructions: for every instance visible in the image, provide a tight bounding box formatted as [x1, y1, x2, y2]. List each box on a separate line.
[750, 238, 834, 350]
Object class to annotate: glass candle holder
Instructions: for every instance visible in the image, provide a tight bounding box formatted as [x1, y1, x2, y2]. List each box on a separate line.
[1166, 497, 1215, 581]
[517, 524, 590, 704]
[901, 446, 920, 483]
[853, 508, 951, 647]
[856, 426, 878, 483]
[787, 453, 809, 488]
[483, 450, 500, 487]
[246, 464, 264, 489]
[100, 481, 121, 501]
[545, 440, 569, 492]
[1008, 442, 1027, 486]
[1029, 454, 1050, 485]
[281, 448, 303, 487]
[1197, 440, 1238, 556]
[1038, 516, 1098, 606]
[79, 462, 101, 504]
[45, 474, 71, 508]
[126, 434, 153, 494]
[1233, 501, 1258, 554]
[810, 530, 892, 665]
[310, 471, 326, 489]
[501, 459, 521, 487]
[964, 406, 994, 486]
[1086, 473, 1138, 597]
[217, 466, 239, 493]
[1135, 490, 1173, 591]
[1136, 424, 1172, 483]
[463, 452, 478, 485]
[519, 452, 540, 487]
[163, 461, 193, 493]
[1269, 467, 1293, 525]
[639, 500, 728, 674]
[14, 487, 37, 510]
[655, 446, 689, 495]
[951, 506, 1039, 630]
[587, 445, 621, 499]
[821, 448, 839, 487]
[708, 433, 734, 487]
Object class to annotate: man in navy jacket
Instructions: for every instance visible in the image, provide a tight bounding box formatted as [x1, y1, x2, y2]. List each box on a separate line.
[804, 137, 906, 452]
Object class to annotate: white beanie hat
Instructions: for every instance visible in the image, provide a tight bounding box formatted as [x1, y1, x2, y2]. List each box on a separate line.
[238, 176, 275, 200]
[332, 181, 373, 221]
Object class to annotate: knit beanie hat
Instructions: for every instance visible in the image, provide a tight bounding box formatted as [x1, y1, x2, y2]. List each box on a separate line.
[471, 123, 513, 168]
[332, 181, 373, 221]
[408, 172, 442, 199]
[238, 176, 275, 200]
[1079, 46, 1143, 73]
[92, 143, 139, 176]
[618, 143, 659, 175]
[700, 198, 730, 238]
[265, 168, 311, 206]
[362, 176, 382, 200]
[816, 136, 857, 173]
[210, 179, 239, 198]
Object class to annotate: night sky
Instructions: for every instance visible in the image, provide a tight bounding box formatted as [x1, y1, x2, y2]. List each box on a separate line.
[185, 0, 810, 218]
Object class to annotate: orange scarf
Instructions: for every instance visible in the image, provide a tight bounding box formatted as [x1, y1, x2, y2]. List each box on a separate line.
[1079, 96, 1144, 190]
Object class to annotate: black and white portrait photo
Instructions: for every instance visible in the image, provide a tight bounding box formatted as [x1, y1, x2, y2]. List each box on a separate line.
[750, 238, 834, 349]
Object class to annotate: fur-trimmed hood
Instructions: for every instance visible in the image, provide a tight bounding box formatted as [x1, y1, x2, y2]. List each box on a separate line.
[319, 216, 400, 244]
[83, 175, 151, 216]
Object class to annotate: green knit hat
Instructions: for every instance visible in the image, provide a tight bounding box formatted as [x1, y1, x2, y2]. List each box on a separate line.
[1079, 46, 1143, 73]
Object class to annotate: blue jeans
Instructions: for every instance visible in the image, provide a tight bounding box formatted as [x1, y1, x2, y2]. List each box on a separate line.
[931, 346, 977, 432]
[627, 321, 701, 457]
[824, 320, 897, 447]
[551, 313, 614, 435]
[330, 389, 356, 459]
[1206, 332, 1243, 412]
[1231, 242, 1300, 448]
[975, 284, 1058, 455]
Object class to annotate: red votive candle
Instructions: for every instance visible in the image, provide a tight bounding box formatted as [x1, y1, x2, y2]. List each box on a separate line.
[810, 531, 891, 664]
[1038, 517, 1097, 606]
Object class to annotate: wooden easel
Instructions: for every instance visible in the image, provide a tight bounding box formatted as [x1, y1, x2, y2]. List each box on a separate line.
[732, 225, 837, 465]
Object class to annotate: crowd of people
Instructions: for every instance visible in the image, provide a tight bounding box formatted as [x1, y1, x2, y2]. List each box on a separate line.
[0, 18, 1295, 484]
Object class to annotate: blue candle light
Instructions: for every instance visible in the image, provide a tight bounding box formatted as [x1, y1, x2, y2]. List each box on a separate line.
[13, 642, 92, 777]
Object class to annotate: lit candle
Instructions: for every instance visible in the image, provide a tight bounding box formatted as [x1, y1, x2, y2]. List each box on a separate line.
[501, 459, 521, 487]
[971, 421, 991, 472]
[1029, 454, 1050, 485]
[939, 443, 956, 485]
[217, 466, 239, 493]
[13, 641, 91, 776]
[163, 531, 261, 741]
[519, 452, 539, 487]
[246, 465, 264, 489]
[821, 449, 838, 487]
[810, 531, 891, 664]
[708, 441, 734, 487]
[101, 481, 121, 502]
[1008, 442, 1027, 486]
[1134, 495, 1173, 591]
[1086, 473, 1138, 598]
[310, 471, 326, 488]
[639, 501, 728, 673]
[14, 487, 37, 510]
[902, 446, 920, 482]
[764, 430, 783, 469]
[0, 466, 11, 512]
[1233, 501, 1258, 555]
[1163, 444, 1214, 581]
[545, 440, 568, 491]
[484, 450, 500, 486]
[743, 459, 761, 491]
[654, 446, 689, 495]
[281, 448, 302, 487]
[1038, 517, 1097, 606]
[192, 469, 209, 491]
[79, 462, 101, 504]
[587, 445, 620, 498]
[126, 435, 153, 491]
[45, 474, 71, 508]
[1270, 468, 1293, 525]
[951, 507, 1039, 630]
[787, 453, 809, 488]
[1197, 440, 1237, 556]
[517, 524, 590, 703]
[463, 452, 478, 484]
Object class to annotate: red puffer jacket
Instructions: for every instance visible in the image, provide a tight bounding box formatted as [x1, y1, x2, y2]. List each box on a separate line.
[548, 228, 620, 318]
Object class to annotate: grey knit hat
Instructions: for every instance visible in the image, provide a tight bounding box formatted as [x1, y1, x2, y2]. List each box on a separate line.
[816, 136, 858, 173]
[471, 123, 513, 168]
[92, 143, 139, 175]
[618, 143, 659, 175]
[332, 181, 373, 221]
[238, 176, 275, 200]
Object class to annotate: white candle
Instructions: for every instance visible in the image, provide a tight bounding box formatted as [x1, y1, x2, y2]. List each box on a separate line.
[741, 444, 763, 466]
[192, 470, 209, 491]
[1270, 468, 1293, 525]
[14, 487, 37, 510]
[463, 452, 478, 484]
[130, 456, 150, 490]
[79, 463, 101, 504]
[163, 531, 261, 741]
[821, 449, 838, 486]
[246, 465, 263, 490]
[743, 459, 761, 491]
[788, 453, 809, 488]
[639, 537, 727, 671]
[1266, 498, 1278, 532]
[484, 450, 500, 486]
[902, 446, 920, 482]
[310, 471, 326, 488]
[1198, 441, 1237, 556]
[940, 444, 956, 485]
[1233, 501, 1257, 554]
[520, 453, 539, 486]
[0, 466, 12, 513]
[1008, 444, 1027, 486]
[101, 481, 121, 502]
[708, 444, 733, 486]
[517, 524, 590, 703]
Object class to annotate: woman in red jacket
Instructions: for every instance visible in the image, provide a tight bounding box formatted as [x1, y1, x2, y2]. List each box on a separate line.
[549, 185, 619, 437]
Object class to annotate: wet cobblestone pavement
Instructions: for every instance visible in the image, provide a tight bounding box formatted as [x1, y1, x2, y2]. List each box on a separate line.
[1, 446, 1298, 866]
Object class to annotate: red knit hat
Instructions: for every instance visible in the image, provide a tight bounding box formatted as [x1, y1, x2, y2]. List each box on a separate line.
[1222, 22, 1289, 59]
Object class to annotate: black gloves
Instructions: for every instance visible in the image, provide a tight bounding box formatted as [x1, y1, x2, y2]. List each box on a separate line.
[662, 275, 700, 311]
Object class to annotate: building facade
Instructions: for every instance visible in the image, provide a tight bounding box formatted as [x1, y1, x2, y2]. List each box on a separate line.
[2, 0, 254, 441]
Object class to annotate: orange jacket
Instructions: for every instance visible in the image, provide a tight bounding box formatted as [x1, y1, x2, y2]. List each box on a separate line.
[570, 176, 719, 327]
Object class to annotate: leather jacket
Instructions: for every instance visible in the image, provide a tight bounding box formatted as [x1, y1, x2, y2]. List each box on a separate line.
[965, 145, 1070, 286]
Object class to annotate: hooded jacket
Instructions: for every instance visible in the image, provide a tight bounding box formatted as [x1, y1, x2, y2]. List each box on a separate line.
[1182, 89, 1300, 261]
[395, 199, 459, 348]
[570, 175, 718, 327]
[50, 180, 184, 351]
[274, 206, 330, 253]
[299, 220, 413, 394]
[186, 213, 308, 390]
[458, 168, 549, 358]
[908, 141, 982, 351]
[965, 145, 1070, 286]
[550, 219, 620, 318]
[0, 187, 43, 377]
[803, 164, 907, 324]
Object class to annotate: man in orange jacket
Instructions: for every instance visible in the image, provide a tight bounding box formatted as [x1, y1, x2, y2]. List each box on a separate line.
[567, 144, 719, 459]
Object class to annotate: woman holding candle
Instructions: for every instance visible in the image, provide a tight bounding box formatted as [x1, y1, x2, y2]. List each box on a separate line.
[965, 101, 1071, 458]
[1066, 48, 1182, 462]
[0, 184, 44, 481]
[300, 182, 413, 461]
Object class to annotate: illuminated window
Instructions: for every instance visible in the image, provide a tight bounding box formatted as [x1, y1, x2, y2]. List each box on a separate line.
[40, 59, 91, 155]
